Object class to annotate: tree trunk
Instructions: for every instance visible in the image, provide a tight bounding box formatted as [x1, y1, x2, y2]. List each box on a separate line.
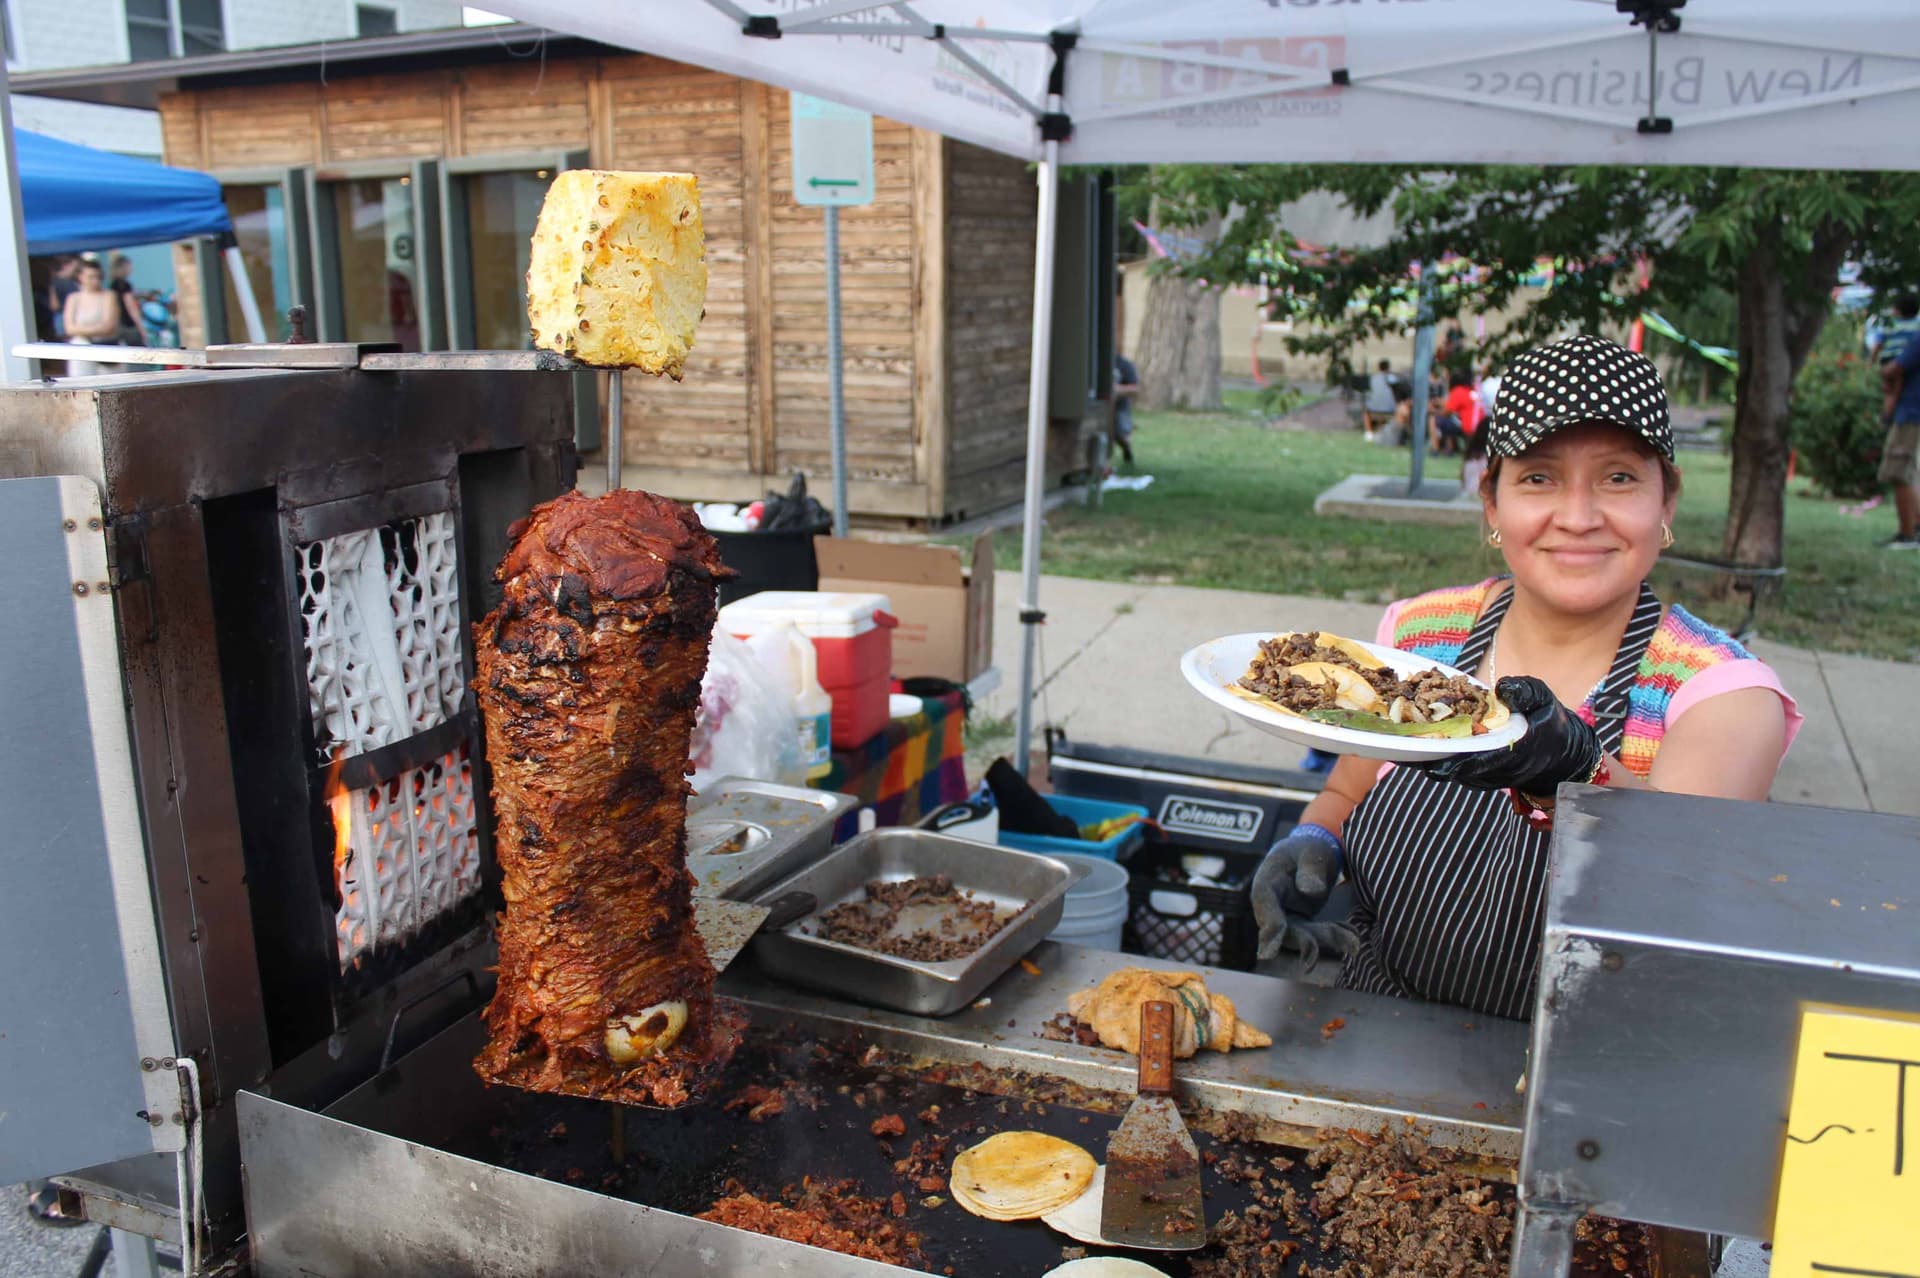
[1721, 223, 1850, 567]
[1137, 210, 1224, 412]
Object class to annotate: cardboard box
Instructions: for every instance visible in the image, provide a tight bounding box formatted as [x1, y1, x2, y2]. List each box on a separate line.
[814, 534, 994, 683]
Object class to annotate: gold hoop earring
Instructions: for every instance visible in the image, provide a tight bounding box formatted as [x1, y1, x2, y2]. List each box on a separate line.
[1660, 522, 1674, 549]
[1487, 528, 1503, 548]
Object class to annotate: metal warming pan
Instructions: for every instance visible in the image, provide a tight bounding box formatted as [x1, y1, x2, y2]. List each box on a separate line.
[685, 777, 856, 901]
[751, 828, 1090, 1016]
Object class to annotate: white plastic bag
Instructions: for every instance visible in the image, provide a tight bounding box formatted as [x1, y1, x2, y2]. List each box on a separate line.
[689, 627, 806, 794]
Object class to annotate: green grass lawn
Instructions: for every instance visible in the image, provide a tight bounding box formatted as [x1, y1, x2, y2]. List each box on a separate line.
[987, 398, 1920, 663]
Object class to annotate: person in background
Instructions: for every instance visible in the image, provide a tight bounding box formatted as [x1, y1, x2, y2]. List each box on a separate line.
[109, 255, 149, 346]
[1477, 366, 1502, 420]
[1112, 350, 1140, 467]
[63, 260, 121, 344]
[1871, 294, 1920, 371]
[1878, 300, 1920, 549]
[62, 259, 124, 376]
[1437, 370, 1484, 456]
[1387, 395, 1414, 447]
[1362, 359, 1397, 442]
[46, 255, 80, 338]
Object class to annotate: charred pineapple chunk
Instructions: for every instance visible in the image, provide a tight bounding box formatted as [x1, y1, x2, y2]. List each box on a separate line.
[525, 170, 705, 377]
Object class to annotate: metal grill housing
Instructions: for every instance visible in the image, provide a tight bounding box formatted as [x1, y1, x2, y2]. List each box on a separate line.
[300, 512, 464, 762]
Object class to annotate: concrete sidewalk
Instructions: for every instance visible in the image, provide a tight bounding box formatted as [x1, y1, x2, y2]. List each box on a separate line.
[978, 572, 1916, 817]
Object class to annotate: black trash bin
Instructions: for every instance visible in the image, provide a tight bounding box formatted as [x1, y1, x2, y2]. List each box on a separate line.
[711, 516, 834, 606]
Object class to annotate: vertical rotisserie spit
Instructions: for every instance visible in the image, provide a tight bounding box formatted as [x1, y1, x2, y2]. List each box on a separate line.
[473, 488, 741, 1106]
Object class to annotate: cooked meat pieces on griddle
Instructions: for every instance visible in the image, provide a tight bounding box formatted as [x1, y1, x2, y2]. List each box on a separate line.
[697, 1178, 925, 1268]
[813, 876, 1018, 963]
[1238, 631, 1492, 723]
[1284, 1126, 1513, 1278]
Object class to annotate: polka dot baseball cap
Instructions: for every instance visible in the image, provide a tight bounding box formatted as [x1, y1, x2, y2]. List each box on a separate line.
[1486, 334, 1673, 461]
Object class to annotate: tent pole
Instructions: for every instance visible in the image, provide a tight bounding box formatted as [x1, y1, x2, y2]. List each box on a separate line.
[222, 242, 269, 344]
[0, 64, 41, 382]
[1013, 96, 1061, 778]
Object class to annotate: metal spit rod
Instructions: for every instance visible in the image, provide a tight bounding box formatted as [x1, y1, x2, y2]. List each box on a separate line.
[607, 370, 623, 492]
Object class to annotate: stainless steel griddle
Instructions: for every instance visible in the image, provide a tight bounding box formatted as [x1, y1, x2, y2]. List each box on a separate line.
[241, 939, 1530, 1277]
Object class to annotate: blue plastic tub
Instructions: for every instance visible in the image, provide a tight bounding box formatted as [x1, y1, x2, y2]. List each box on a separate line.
[997, 793, 1149, 862]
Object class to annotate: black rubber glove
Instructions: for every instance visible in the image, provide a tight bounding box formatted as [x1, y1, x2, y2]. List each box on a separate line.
[1418, 675, 1602, 797]
[1251, 825, 1354, 969]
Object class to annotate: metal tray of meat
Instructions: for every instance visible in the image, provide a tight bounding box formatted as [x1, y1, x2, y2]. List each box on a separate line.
[685, 777, 858, 901]
[750, 827, 1090, 1017]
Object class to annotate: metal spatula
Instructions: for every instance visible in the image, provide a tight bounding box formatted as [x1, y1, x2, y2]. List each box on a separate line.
[694, 890, 815, 973]
[1100, 999, 1206, 1250]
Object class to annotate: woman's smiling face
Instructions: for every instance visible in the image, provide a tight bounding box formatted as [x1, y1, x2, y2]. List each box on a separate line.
[1484, 421, 1677, 616]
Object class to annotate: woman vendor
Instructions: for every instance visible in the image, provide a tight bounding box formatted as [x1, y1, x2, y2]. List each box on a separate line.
[1253, 335, 1802, 1020]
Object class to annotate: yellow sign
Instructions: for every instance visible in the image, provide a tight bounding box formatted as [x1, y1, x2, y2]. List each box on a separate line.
[1772, 1006, 1920, 1278]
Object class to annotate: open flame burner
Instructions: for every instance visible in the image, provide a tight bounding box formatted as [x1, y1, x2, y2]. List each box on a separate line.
[328, 743, 481, 973]
[302, 511, 483, 975]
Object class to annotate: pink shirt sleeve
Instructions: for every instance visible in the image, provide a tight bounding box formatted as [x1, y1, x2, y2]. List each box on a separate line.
[1665, 657, 1803, 759]
[1373, 599, 1404, 649]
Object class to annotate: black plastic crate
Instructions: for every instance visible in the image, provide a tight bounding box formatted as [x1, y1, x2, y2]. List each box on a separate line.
[1122, 839, 1267, 971]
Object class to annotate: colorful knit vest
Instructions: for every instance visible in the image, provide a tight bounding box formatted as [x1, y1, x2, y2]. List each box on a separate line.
[1388, 578, 1755, 779]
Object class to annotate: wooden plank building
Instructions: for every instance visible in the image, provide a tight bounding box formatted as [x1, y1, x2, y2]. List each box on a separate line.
[104, 30, 1111, 523]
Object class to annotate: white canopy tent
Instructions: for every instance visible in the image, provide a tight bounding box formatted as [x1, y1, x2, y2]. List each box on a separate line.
[480, 0, 1920, 777]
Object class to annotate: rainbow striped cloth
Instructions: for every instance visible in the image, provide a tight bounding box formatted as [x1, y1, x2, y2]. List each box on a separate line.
[1386, 578, 1761, 779]
[818, 690, 969, 828]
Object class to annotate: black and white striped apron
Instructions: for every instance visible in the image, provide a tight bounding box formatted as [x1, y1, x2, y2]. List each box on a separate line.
[1337, 581, 1662, 1021]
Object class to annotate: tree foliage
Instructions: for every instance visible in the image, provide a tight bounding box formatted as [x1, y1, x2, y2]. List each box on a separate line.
[1143, 165, 1920, 375]
[1139, 164, 1920, 565]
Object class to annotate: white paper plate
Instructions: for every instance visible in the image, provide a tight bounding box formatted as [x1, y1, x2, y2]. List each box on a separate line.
[1043, 1256, 1169, 1278]
[1180, 632, 1527, 764]
[1041, 1164, 1108, 1245]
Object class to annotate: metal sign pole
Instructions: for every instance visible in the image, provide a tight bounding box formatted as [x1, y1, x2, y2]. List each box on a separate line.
[825, 204, 848, 537]
[789, 93, 872, 536]
[1407, 272, 1436, 497]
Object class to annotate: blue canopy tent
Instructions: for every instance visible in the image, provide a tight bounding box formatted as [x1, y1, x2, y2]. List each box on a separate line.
[10, 127, 264, 343]
[16, 128, 230, 255]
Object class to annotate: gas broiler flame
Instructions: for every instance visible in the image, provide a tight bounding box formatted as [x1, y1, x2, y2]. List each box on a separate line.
[325, 747, 351, 875]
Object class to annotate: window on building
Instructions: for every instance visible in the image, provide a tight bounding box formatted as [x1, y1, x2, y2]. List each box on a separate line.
[356, 5, 397, 37]
[127, 0, 224, 60]
[125, 0, 171, 60]
[222, 184, 294, 343]
[462, 168, 548, 349]
[328, 176, 420, 351]
[179, 0, 223, 55]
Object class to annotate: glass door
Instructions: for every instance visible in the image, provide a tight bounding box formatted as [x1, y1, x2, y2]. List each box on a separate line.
[329, 176, 421, 351]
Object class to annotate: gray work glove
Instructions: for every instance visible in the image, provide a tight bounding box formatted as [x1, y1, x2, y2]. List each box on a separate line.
[1251, 824, 1355, 970]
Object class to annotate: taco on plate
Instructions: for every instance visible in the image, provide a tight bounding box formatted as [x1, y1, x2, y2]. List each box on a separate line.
[1230, 630, 1509, 739]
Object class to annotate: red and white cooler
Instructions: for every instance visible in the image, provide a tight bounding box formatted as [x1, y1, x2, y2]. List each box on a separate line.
[718, 591, 897, 748]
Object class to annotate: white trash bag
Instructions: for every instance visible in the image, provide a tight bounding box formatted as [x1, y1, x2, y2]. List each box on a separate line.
[689, 626, 805, 794]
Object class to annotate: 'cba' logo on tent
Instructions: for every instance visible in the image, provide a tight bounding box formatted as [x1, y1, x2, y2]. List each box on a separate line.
[1100, 37, 1344, 107]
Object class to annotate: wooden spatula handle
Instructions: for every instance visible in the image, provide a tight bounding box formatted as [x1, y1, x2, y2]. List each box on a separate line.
[1137, 1000, 1175, 1097]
